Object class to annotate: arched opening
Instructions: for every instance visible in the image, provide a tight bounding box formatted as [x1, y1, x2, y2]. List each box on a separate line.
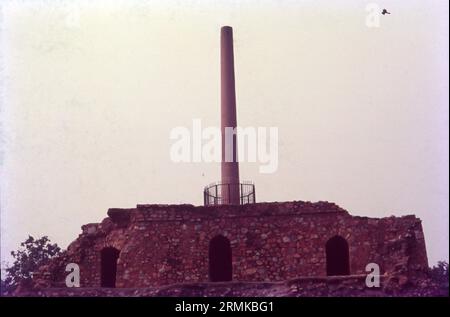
[326, 236, 350, 276]
[209, 235, 232, 282]
[100, 247, 120, 287]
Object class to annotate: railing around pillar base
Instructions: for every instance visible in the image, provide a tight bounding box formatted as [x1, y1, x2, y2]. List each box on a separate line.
[203, 181, 256, 206]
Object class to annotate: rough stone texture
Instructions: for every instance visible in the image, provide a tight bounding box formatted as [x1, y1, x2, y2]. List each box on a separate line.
[30, 201, 429, 291]
[19, 275, 448, 297]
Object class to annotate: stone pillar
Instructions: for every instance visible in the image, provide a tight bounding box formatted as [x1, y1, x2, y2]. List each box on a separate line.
[220, 26, 240, 204]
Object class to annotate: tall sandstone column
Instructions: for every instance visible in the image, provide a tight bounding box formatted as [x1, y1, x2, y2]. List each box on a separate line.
[220, 26, 240, 204]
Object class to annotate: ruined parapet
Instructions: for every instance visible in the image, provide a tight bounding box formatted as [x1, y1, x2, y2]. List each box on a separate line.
[30, 201, 428, 290]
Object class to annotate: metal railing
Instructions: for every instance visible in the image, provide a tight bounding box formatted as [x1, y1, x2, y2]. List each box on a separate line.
[203, 181, 256, 206]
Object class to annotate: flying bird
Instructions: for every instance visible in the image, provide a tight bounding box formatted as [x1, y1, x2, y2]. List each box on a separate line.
[382, 9, 391, 15]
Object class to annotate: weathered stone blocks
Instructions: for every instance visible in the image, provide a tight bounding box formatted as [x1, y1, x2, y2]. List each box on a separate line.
[32, 201, 428, 288]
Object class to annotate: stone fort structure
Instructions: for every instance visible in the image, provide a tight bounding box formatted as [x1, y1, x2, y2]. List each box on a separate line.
[32, 27, 428, 291]
[34, 202, 428, 289]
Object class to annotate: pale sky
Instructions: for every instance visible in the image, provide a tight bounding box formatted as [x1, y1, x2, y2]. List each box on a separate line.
[1, 0, 448, 269]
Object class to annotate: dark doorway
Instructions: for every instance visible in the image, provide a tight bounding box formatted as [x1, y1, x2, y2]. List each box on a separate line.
[100, 247, 120, 287]
[209, 235, 232, 282]
[326, 236, 350, 276]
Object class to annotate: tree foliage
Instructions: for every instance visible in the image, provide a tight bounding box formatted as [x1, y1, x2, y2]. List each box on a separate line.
[2, 235, 61, 293]
[429, 261, 449, 286]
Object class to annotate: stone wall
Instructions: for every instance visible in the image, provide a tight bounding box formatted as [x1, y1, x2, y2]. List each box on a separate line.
[21, 275, 449, 297]
[32, 201, 428, 289]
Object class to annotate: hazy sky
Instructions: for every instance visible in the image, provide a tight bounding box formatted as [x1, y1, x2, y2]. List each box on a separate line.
[1, 0, 448, 269]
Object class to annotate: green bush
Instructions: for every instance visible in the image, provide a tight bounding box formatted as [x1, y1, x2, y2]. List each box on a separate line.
[429, 261, 449, 287]
[1, 235, 61, 294]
